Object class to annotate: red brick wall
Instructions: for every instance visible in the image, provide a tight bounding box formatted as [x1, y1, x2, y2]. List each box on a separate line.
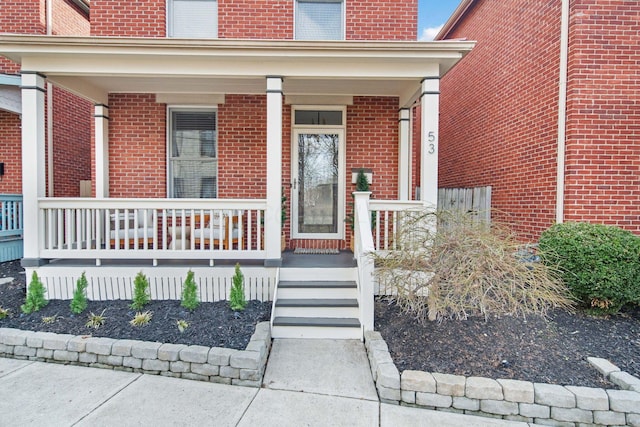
[218, 95, 267, 198]
[88, 0, 416, 40]
[563, 0, 640, 233]
[107, 94, 167, 197]
[0, 0, 45, 73]
[218, 95, 294, 248]
[1, 0, 90, 197]
[0, 111, 22, 193]
[343, 96, 399, 248]
[438, 0, 561, 241]
[53, 0, 90, 35]
[219, 0, 293, 39]
[0, 0, 45, 34]
[52, 87, 92, 196]
[90, 0, 166, 37]
[347, 96, 399, 200]
[50, 1, 91, 196]
[347, 0, 417, 40]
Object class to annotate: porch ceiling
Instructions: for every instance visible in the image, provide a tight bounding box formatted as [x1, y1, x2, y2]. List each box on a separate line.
[0, 36, 475, 107]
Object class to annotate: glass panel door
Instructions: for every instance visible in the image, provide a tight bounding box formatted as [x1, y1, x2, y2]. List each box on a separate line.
[292, 129, 344, 238]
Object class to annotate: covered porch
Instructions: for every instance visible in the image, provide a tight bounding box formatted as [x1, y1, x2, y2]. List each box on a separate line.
[0, 35, 473, 266]
[1, 35, 473, 337]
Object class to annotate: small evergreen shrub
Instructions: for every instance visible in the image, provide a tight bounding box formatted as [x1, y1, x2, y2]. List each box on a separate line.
[180, 270, 199, 311]
[355, 169, 370, 192]
[539, 222, 640, 314]
[70, 272, 89, 314]
[130, 272, 150, 310]
[229, 263, 247, 311]
[21, 272, 48, 314]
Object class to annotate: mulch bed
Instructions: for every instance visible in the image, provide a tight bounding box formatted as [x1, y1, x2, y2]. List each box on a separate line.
[2, 260, 639, 388]
[375, 297, 640, 388]
[0, 261, 271, 350]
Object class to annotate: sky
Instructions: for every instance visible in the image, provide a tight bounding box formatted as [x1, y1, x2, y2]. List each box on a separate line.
[418, 0, 461, 40]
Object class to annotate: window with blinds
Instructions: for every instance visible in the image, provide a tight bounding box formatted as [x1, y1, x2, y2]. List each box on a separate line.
[168, 0, 218, 38]
[295, 0, 344, 40]
[169, 110, 218, 198]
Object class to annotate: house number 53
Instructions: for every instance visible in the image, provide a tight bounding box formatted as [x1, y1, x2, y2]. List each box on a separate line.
[427, 131, 436, 154]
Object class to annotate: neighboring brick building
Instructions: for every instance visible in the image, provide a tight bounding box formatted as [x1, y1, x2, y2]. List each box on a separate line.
[437, 0, 639, 240]
[0, 0, 91, 197]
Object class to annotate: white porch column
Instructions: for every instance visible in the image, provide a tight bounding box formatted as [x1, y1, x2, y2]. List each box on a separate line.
[265, 76, 283, 266]
[94, 104, 110, 198]
[398, 108, 411, 200]
[21, 72, 47, 266]
[419, 77, 440, 207]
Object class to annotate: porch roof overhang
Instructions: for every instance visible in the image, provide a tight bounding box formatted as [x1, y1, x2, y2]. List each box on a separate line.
[0, 74, 21, 114]
[0, 36, 475, 107]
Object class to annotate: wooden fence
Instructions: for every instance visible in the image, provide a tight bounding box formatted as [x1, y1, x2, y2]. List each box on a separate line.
[0, 194, 23, 262]
[437, 186, 491, 223]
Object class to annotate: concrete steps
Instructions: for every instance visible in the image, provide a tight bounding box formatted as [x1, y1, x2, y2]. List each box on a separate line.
[272, 268, 361, 339]
[274, 298, 359, 318]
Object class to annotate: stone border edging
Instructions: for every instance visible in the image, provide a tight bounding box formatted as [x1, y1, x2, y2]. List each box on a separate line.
[365, 331, 640, 426]
[0, 321, 271, 388]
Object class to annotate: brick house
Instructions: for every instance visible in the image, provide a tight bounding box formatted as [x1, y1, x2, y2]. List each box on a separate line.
[0, 0, 92, 262]
[0, 0, 92, 197]
[436, 0, 639, 241]
[0, 0, 474, 338]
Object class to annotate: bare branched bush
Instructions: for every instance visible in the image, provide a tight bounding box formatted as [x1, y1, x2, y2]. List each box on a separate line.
[374, 209, 574, 322]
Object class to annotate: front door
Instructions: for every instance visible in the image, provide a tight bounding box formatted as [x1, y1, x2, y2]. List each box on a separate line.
[292, 128, 345, 239]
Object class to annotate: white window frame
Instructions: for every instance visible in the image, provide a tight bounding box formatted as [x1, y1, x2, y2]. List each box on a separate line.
[167, 106, 218, 199]
[294, 0, 346, 41]
[167, 0, 218, 38]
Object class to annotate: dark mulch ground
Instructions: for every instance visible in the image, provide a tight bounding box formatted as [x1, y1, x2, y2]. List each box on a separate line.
[2, 261, 639, 388]
[376, 297, 640, 388]
[0, 261, 271, 350]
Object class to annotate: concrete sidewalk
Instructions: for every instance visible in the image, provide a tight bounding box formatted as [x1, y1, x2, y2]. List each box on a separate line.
[0, 342, 535, 426]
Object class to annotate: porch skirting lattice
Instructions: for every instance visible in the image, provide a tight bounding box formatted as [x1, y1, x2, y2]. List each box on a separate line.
[26, 265, 276, 302]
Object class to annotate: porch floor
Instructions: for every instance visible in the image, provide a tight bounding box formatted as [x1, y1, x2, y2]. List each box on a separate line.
[42, 258, 266, 268]
[38, 250, 356, 269]
[281, 250, 356, 268]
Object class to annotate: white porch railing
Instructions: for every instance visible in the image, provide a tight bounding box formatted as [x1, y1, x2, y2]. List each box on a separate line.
[38, 198, 267, 264]
[354, 197, 428, 331]
[0, 194, 24, 262]
[369, 200, 426, 251]
[353, 192, 375, 333]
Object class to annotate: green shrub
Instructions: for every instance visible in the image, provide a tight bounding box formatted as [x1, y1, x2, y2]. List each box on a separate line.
[21, 272, 48, 314]
[70, 272, 89, 314]
[229, 263, 247, 311]
[130, 272, 150, 310]
[181, 270, 199, 311]
[539, 222, 640, 314]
